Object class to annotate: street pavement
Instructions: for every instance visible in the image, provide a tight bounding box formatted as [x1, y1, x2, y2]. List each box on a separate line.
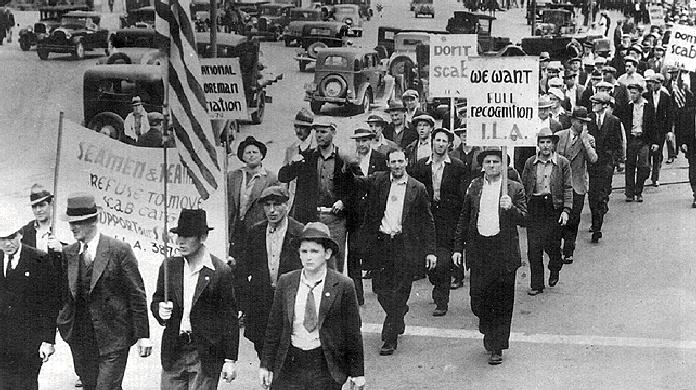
[2, 0, 696, 389]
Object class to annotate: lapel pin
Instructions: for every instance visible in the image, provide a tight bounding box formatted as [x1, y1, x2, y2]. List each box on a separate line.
[24, 271, 30, 277]
[205, 276, 210, 281]
[325, 292, 330, 297]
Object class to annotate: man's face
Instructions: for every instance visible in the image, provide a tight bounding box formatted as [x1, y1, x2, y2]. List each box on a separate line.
[482, 155, 502, 177]
[175, 234, 205, 257]
[571, 118, 584, 133]
[602, 72, 613, 82]
[416, 121, 432, 140]
[243, 145, 263, 168]
[549, 95, 561, 108]
[628, 88, 641, 101]
[538, 138, 555, 157]
[590, 76, 602, 87]
[458, 131, 467, 144]
[654, 49, 664, 59]
[648, 80, 661, 92]
[69, 220, 95, 243]
[564, 76, 576, 87]
[315, 126, 335, 147]
[299, 241, 330, 273]
[294, 126, 311, 141]
[431, 132, 449, 156]
[133, 103, 142, 114]
[538, 106, 551, 120]
[388, 151, 407, 178]
[390, 111, 405, 126]
[591, 101, 606, 113]
[403, 95, 417, 110]
[32, 200, 51, 223]
[0, 233, 21, 256]
[548, 70, 560, 79]
[368, 123, 384, 135]
[570, 61, 580, 71]
[355, 137, 372, 155]
[625, 62, 636, 74]
[263, 199, 288, 225]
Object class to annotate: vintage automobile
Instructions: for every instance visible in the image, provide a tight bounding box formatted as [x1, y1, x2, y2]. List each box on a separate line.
[534, 9, 577, 36]
[445, 11, 510, 53]
[36, 11, 110, 60]
[521, 33, 603, 61]
[331, 4, 362, 29]
[83, 32, 282, 139]
[525, 0, 561, 25]
[413, 0, 434, 18]
[304, 47, 391, 114]
[119, 5, 155, 29]
[387, 31, 431, 78]
[249, 3, 293, 41]
[99, 28, 165, 65]
[375, 26, 446, 58]
[293, 21, 359, 71]
[337, 0, 372, 20]
[17, 5, 88, 51]
[282, 9, 328, 46]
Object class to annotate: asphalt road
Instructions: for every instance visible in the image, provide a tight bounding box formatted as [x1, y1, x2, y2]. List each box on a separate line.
[1, 0, 696, 389]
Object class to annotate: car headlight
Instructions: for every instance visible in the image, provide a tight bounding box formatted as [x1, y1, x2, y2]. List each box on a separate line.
[325, 80, 342, 97]
[27, 26, 33, 32]
[65, 32, 72, 39]
[345, 18, 353, 25]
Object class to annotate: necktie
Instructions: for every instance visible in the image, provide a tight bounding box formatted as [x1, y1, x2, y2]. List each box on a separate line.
[5, 255, 13, 278]
[303, 280, 321, 332]
[597, 116, 602, 129]
[82, 244, 92, 266]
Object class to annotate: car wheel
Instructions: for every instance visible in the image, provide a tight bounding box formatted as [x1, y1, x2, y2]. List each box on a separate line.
[251, 91, 265, 125]
[19, 39, 31, 51]
[357, 88, 372, 114]
[88, 112, 124, 140]
[284, 37, 292, 47]
[310, 101, 323, 115]
[299, 60, 307, 72]
[73, 41, 85, 60]
[37, 48, 49, 60]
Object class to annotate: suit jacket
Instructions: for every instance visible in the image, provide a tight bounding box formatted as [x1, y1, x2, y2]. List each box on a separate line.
[0, 245, 59, 364]
[567, 84, 586, 110]
[556, 129, 599, 194]
[588, 111, 623, 168]
[151, 254, 238, 375]
[261, 269, 364, 384]
[238, 218, 304, 345]
[346, 150, 388, 231]
[643, 90, 673, 138]
[383, 124, 418, 149]
[521, 153, 574, 212]
[57, 234, 149, 355]
[409, 156, 467, 249]
[618, 99, 661, 146]
[278, 146, 352, 224]
[20, 220, 64, 268]
[283, 138, 318, 213]
[453, 178, 527, 272]
[671, 85, 696, 156]
[227, 168, 280, 254]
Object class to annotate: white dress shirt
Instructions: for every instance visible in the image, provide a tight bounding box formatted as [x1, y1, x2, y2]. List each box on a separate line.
[426, 155, 450, 202]
[80, 232, 100, 265]
[3, 245, 21, 277]
[358, 149, 372, 176]
[180, 248, 215, 333]
[380, 174, 408, 235]
[35, 222, 51, 253]
[477, 176, 502, 237]
[266, 218, 289, 288]
[291, 269, 327, 350]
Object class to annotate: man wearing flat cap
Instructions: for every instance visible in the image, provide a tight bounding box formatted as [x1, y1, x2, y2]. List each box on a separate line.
[383, 101, 418, 148]
[260, 222, 364, 390]
[228, 136, 279, 258]
[152, 208, 239, 389]
[618, 57, 646, 89]
[367, 114, 398, 156]
[123, 95, 150, 144]
[402, 89, 420, 126]
[284, 108, 318, 213]
[405, 112, 436, 166]
[644, 72, 673, 188]
[57, 193, 151, 390]
[0, 206, 60, 390]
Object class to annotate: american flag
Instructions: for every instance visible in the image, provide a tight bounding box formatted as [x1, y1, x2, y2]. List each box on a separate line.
[155, 0, 221, 200]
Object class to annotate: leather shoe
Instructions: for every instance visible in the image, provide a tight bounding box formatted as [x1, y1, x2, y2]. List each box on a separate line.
[75, 378, 83, 388]
[527, 289, 543, 296]
[591, 231, 602, 243]
[488, 350, 503, 365]
[653, 180, 660, 187]
[562, 256, 573, 264]
[549, 271, 559, 287]
[450, 280, 463, 290]
[432, 308, 447, 317]
[625, 196, 634, 202]
[379, 342, 396, 356]
[636, 194, 643, 202]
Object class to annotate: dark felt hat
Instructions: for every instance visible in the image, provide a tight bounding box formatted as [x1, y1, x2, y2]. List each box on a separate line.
[293, 108, 315, 127]
[61, 193, 101, 222]
[624, 57, 639, 66]
[431, 127, 455, 143]
[294, 222, 339, 255]
[626, 82, 643, 91]
[366, 114, 388, 124]
[385, 101, 407, 112]
[237, 136, 267, 162]
[476, 147, 503, 165]
[259, 185, 290, 203]
[170, 209, 213, 236]
[350, 128, 376, 139]
[565, 106, 592, 122]
[29, 184, 53, 206]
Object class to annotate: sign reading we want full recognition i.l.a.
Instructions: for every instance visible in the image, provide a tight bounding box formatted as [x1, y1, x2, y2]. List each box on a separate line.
[466, 57, 539, 147]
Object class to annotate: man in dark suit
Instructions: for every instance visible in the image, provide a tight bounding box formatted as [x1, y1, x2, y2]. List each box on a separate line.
[383, 101, 418, 149]
[644, 73, 673, 187]
[0, 209, 60, 390]
[152, 209, 239, 389]
[409, 128, 466, 316]
[237, 186, 304, 358]
[346, 128, 388, 304]
[56, 193, 151, 390]
[580, 70, 603, 111]
[260, 222, 364, 390]
[562, 69, 586, 110]
[587, 92, 624, 243]
[452, 148, 527, 365]
[349, 148, 436, 356]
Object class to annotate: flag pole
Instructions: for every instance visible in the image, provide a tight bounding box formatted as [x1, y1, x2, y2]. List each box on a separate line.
[159, 0, 172, 303]
[52, 111, 64, 234]
[501, 145, 508, 196]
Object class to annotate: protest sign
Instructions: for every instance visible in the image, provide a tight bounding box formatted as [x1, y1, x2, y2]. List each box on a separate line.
[54, 120, 227, 263]
[428, 34, 479, 97]
[200, 58, 250, 120]
[664, 24, 696, 71]
[648, 6, 665, 26]
[466, 57, 539, 147]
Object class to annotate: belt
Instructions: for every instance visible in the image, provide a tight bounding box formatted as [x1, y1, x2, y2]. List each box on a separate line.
[378, 232, 403, 240]
[531, 194, 552, 200]
[178, 331, 193, 344]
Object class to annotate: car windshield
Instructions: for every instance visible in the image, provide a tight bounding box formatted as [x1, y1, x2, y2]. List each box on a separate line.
[309, 27, 334, 36]
[111, 32, 157, 48]
[322, 55, 348, 67]
[290, 10, 318, 20]
[414, 0, 432, 3]
[333, 5, 355, 13]
[94, 78, 163, 104]
[60, 16, 93, 29]
[260, 7, 281, 16]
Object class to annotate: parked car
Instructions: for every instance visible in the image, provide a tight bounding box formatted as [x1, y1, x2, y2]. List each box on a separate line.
[331, 4, 362, 29]
[283, 9, 328, 46]
[413, 0, 434, 18]
[36, 11, 110, 60]
[99, 28, 165, 64]
[304, 47, 389, 114]
[293, 21, 359, 71]
[120, 5, 155, 29]
[534, 9, 577, 36]
[445, 11, 510, 53]
[249, 3, 293, 41]
[17, 5, 88, 51]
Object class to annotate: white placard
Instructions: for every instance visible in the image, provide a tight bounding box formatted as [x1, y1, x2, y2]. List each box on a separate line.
[466, 57, 539, 147]
[200, 58, 250, 120]
[648, 6, 665, 26]
[428, 34, 479, 97]
[664, 24, 696, 72]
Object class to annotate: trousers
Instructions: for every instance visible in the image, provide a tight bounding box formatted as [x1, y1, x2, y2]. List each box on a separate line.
[526, 195, 564, 290]
[161, 342, 220, 390]
[625, 137, 650, 196]
[271, 347, 342, 390]
[588, 163, 614, 233]
[0, 361, 41, 390]
[428, 246, 452, 310]
[373, 234, 411, 344]
[318, 212, 346, 273]
[561, 191, 586, 257]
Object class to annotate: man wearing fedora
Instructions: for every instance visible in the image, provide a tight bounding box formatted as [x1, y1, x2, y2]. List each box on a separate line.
[236, 186, 304, 359]
[409, 128, 467, 316]
[20, 184, 62, 255]
[57, 193, 151, 390]
[556, 107, 598, 264]
[405, 112, 436, 167]
[514, 95, 562, 175]
[0, 207, 60, 390]
[562, 69, 585, 111]
[283, 108, 318, 213]
[278, 118, 352, 272]
[152, 209, 239, 389]
[383, 101, 418, 149]
[227, 135, 279, 258]
[260, 222, 364, 390]
[521, 128, 573, 295]
[644, 72, 673, 188]
[123, 95, 150, 144]
[452, 148, 527, 365]
[366, 114, 397, 156]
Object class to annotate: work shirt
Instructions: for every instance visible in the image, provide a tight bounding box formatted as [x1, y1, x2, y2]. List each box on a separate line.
[631, 99, 645, 136]
[426, 155, 450, 202]
[80, 231, 100, 266]
[180, 249, 215, 333]
[477, 176, 501, 237]
[416, 139, 432, 161]
[565, 85, 578, 109]
[266, 218, 289, 288]
[358, 149, 372, 176]
[317, 146, 337, 207]
[34, 222, 51, 253]
[533, 153, 558, 195]
[379, 174, 408, 235]
[238, 167, 268, 220]
[617, 72, 646, 89]
[595, 111, 605, 129]
[291, 269, 327, 350]
[3, 245, 21, 277]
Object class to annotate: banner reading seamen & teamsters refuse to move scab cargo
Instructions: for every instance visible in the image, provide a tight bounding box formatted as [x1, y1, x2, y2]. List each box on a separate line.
[466, 57, 539, 147]
[664, 25, 696, 72]
[54, 120, 227, 263]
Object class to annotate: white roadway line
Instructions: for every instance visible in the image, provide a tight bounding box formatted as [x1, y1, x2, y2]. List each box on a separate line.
[360, 323, 696, 350]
